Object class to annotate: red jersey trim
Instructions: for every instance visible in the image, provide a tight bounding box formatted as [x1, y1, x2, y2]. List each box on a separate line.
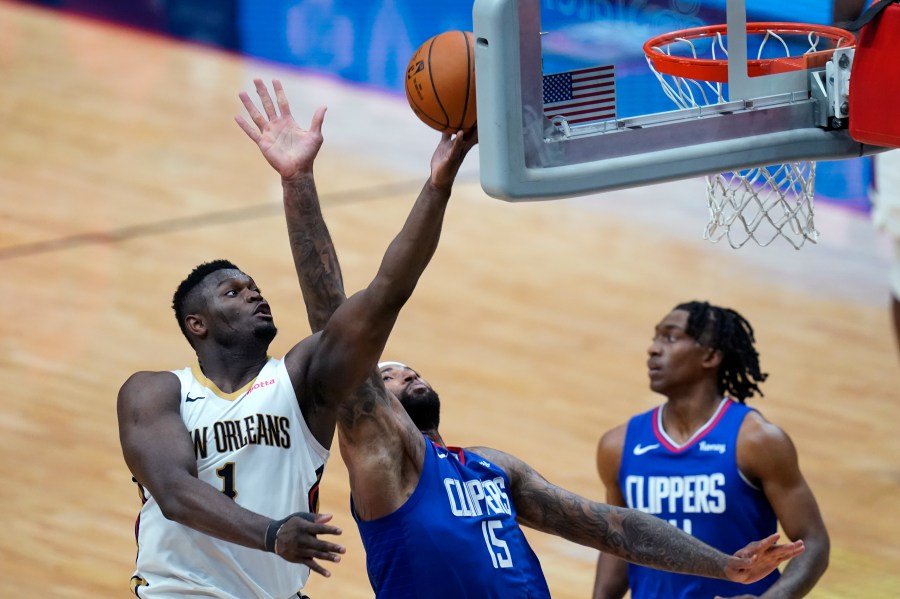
[652, 398, 733, 453]
[446, 445, 466, 465]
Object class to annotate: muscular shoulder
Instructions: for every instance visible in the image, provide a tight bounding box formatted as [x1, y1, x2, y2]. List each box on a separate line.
[117, 370, 182, 415]
[738, 409, 794, 448]
[464, 445, 500, 461]
[598, 424, 627, 454]
[596, 423, 627, 486]
[119, 370, 180, 395]
[339, 380, 423, 464]
[465, 446, 519, 476]
[737, 409, 800, 483]
[282, 333, 321, 384]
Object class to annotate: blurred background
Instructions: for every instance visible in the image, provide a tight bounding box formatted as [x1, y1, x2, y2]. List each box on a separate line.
[20, 0, 874, 209]
[1, 1, 897, 598]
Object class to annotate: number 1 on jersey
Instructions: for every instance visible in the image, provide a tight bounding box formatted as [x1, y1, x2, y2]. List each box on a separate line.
[217, 462, 237, 499]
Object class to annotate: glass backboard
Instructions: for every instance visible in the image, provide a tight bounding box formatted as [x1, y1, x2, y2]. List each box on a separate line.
[473, 0, 882, 201]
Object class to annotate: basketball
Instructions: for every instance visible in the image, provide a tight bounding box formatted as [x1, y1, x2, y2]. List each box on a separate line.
[405, 31, 477, 134]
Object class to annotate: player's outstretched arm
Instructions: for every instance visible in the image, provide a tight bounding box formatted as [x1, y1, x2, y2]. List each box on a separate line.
[309, 129, 478, 410]
[236, 78, 347, 450]
[116, 371, 345, 576]
[236, 78, 345, 334]
[474, 446, 804, 584]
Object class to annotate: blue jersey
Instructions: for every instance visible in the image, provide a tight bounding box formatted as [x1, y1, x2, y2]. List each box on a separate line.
[352, 438, 551, 598]
[619, 398, 779, 599]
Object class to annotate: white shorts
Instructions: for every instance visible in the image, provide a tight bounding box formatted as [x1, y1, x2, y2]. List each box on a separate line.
[892, 239, 900, 300]
[872, 149, 900, 238]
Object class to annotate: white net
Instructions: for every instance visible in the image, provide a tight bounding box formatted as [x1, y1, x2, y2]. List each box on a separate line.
[645, 27, 827, 249]
[704, 163, 817, 249]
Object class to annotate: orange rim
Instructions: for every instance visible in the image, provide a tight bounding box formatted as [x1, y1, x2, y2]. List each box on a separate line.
[643, 22, 856, 83]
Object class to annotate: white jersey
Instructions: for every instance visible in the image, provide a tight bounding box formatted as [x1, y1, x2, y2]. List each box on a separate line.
[131, 357, 329, 599]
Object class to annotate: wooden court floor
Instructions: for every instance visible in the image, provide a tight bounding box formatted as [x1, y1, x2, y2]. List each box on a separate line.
[1, 2, 898, 597]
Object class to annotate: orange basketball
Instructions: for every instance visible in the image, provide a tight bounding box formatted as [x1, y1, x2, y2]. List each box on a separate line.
[405, 31, 477, 134]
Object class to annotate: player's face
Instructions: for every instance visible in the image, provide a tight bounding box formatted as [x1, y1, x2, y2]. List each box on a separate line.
[380, 364, 441, 431]
[202, 269, 277, 344]
[380, 364, 431, 397]
[647, 309, 710, 395]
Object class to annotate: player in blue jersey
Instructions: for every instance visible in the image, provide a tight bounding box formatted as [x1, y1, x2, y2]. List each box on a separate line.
[233, 81, 805, 598]
[593, 301, 829, 599]
[244, 82, 806, 597]
[341, 360, 801, 599]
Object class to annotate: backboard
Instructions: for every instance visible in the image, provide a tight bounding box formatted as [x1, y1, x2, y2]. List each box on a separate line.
[472, 0, 882, 201]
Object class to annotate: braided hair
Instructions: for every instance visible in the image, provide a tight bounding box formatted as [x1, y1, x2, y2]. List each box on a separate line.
[172, 259, 241, 344]
[675, 301, 768, 403]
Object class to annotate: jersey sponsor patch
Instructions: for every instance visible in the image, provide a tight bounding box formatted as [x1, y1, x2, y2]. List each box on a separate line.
[699, 441, 726, 453]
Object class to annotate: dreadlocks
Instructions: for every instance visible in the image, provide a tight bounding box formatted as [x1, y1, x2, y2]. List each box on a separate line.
[675, 301, 768, 403]
[172, 259, 241, 344]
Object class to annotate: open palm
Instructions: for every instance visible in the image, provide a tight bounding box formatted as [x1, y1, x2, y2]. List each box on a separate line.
[724, 533, 804, 585]
[236, 78, 326, 180]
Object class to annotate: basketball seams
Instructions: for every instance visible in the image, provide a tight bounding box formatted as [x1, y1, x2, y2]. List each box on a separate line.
[404, 30, 476, 134]
[405, 47, 448, 130]
[410, 103, 449, 129]
[457, 31, 473, 133]
[406, 80, 447, 129]
[426, 36, 451, 130]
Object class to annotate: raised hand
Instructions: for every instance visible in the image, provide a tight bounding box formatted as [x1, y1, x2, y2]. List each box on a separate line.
[430, 127, 478, 191]
[236, 78, 326, 181]
[274, 512, 345, 577]
[724, 533, 804, 585]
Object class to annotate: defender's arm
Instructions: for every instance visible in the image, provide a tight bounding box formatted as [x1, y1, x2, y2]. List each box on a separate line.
[473, 446, 804, 585]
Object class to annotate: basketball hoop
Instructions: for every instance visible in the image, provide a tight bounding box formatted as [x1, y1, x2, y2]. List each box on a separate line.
[643, 23, 856, 249]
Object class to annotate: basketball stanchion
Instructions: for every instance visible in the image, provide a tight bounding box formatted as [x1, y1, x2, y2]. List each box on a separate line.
[643, 23, 856, 249]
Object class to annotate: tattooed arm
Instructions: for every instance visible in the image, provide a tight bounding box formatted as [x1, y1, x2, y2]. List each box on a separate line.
[472, 446, 805, 584]
[236, 78, 347, 449]
[334, 372, 429, 521]
[236, 78, 345, 334]
[281, 170, 345, 332]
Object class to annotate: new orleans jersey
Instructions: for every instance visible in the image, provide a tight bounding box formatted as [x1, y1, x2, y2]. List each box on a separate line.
[353, 438, 550, 598]
[619, 398, 778, 598]
[131, 358, 329, 599]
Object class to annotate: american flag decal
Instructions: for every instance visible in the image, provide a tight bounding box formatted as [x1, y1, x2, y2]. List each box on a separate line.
[542, 64, 616, 125]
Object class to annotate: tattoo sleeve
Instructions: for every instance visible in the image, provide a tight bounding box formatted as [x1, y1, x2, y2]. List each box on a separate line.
[487, 449, 729, 580]
[283, 174, 345, 333]
[335, 372, 408, 446]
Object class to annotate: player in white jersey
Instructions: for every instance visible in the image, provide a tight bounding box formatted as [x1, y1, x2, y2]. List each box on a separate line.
[117, 78, 478, 598]
[131, 356, 329, 598]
